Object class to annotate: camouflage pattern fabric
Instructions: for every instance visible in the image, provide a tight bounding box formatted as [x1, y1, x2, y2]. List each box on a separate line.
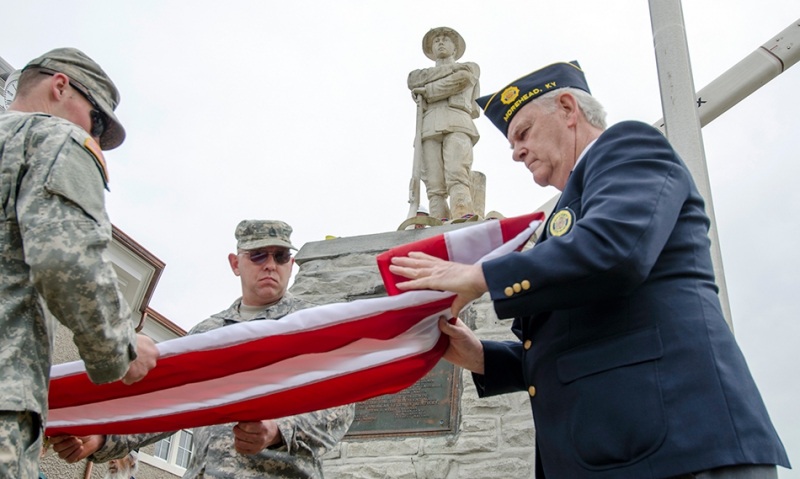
[0, 111, 137, 473]
[0, 411, 40, 479]
[235, 219, 297, 250]
[91, 293, 355, 478]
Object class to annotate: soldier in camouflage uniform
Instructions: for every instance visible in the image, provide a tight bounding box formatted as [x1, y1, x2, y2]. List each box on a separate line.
[54, 220, 355, 478]
[0, 48, 159, 479]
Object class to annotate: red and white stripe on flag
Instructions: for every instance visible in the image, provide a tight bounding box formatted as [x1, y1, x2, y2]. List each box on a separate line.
[45, 212, 544, 436]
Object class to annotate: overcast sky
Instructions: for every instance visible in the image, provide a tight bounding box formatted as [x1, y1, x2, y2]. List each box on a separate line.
[3, 1, 798, 475]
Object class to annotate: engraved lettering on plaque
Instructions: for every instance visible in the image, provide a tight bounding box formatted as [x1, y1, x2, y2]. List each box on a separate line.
[345, 359, 460, 438]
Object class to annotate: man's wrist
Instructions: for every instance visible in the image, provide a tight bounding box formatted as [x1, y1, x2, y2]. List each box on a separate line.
[266, 420, 285, 450]
[266, 432, 284, 450]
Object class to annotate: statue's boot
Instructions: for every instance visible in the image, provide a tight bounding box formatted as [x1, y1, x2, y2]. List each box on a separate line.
[449, 183, 474, 220]
[429, 195, 451, 220]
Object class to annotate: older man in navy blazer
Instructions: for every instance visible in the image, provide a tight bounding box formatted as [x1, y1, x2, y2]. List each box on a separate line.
[390, 62, 789, 478]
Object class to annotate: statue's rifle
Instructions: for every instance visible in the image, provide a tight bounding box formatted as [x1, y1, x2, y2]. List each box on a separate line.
[407, 93, 425, 219]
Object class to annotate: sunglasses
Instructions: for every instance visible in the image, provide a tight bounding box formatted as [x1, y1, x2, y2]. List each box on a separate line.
[239, 249, 292, 265]
[40, 70, 108, 138]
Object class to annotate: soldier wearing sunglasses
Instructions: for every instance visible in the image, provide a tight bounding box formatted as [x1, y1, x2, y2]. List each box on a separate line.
[54, 220, 355, 479]
[0, 48, 158, 478]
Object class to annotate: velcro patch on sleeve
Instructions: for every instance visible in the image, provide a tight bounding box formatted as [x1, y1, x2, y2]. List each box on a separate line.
[82, 137, 110, 187]
[45, 135, 108, 224]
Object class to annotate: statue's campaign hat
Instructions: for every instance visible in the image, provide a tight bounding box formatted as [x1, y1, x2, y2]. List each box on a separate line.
[476, 61, 590, 137]
[235, 220, 297, 251]
[24, 48, 125, 150]
[422, 27, 466, 61]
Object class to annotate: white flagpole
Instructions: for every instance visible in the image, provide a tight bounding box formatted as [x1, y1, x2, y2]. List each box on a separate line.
[648, 0, 733, 330]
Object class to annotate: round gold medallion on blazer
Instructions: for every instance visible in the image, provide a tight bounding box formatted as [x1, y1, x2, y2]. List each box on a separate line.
[548, 208, 575, 237]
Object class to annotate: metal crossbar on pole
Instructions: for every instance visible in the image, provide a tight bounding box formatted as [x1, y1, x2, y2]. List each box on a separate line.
[653, 19, 800, 133]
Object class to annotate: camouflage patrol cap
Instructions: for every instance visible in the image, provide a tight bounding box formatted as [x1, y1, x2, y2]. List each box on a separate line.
[24, 47, 126, 150]
[235, 220, 297, 251]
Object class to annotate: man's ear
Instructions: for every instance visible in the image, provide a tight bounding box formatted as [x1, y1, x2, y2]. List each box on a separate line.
[557, 92, 579, 127]
[49, 72, 70, 101]
[228, 253, 241, 276]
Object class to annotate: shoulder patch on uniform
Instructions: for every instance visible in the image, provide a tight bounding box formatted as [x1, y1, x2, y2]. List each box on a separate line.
[548, 207, 575, 237]
[81, 137, 110, 187]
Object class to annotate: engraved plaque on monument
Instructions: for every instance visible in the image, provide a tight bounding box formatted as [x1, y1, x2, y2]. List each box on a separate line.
[345, 359, 460, 439]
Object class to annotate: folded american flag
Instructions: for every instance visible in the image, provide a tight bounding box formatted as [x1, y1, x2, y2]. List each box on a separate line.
[45, 212, 544, 436]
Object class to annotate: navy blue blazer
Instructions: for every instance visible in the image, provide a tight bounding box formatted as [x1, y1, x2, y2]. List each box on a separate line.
[477, 121, 789, 478]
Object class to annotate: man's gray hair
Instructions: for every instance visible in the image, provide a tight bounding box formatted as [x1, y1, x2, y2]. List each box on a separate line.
[532, 87, 607, 130]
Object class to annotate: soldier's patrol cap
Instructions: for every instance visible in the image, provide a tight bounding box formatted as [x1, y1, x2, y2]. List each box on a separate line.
[23, 48, 126, 150]
[476, 61, 590, 137]
[235, 220, 297, 251]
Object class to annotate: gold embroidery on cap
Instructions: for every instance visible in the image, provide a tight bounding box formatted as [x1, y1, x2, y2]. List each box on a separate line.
[500, 86, 520, 105]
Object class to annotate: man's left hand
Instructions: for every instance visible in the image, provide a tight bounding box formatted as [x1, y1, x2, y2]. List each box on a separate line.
[232, 420, 282, 455]
[389, 251, 489, 316]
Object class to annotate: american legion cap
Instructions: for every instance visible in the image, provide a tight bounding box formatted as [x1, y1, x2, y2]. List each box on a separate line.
[476, 61, 590, 137]
[235, 220, 297, 251]
[24, 47, 126, 150]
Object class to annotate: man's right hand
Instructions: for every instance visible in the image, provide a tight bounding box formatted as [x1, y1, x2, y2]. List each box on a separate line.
[122, 334, 159, 385]
[50, 434, 105, 463]
[439, 316, 485, 374]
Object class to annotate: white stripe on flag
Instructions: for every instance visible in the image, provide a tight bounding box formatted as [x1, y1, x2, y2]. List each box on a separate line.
[445, 220, 504, 265]
[477, 218, 542, 264]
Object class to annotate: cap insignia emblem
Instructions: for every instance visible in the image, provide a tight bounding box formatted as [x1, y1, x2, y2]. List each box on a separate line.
[500, 86, 520, 105]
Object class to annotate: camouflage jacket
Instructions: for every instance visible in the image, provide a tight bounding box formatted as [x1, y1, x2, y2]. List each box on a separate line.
[91, 293, 355, 478]
[0, 111, 136, 417]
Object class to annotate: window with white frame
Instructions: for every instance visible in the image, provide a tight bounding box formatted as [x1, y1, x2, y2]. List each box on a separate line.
[152, 434, 171, 461]
[140, 430, 195, 476]
[176, 429, 194, 468]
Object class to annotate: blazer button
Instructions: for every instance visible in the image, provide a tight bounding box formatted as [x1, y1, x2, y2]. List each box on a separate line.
[528, 386, 537, 397]
[504, 286, 514, 297]
[523, 340, 532, 350]
[513, 283, 522, 293]
[521, 280, 530, 290]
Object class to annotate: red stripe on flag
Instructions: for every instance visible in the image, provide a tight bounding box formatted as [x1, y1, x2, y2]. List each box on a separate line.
[500, 212, 545, 244]
[377, 233, 450, 296]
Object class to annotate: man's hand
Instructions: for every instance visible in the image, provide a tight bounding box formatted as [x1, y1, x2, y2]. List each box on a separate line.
[122, 334, 159, 385]
[439, 317, 485, 374]
[389, 251, 489, 316]
[232, 420, 282, 455]
[50, 434, 105, 463]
